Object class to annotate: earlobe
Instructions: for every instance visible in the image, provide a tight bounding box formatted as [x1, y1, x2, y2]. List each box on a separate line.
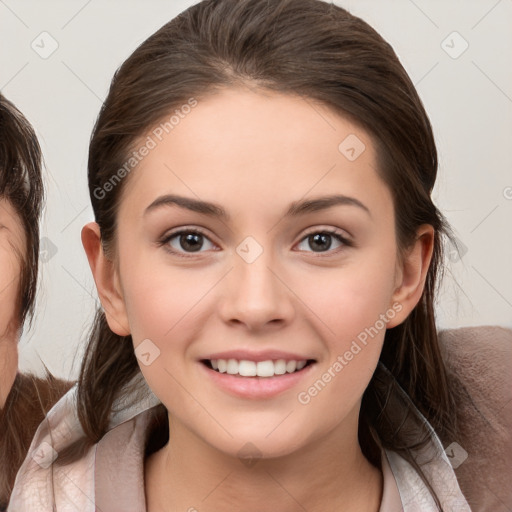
[81, 222, 131, 336]
[386, 224, 435, 329]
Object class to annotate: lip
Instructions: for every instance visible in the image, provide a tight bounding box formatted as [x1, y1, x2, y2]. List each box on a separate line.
[202, 350, 313, 363]
[199, 359, 316, 400]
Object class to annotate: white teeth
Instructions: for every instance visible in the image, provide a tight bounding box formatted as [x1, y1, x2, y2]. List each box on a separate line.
[274, 359, 286, 375]
[238, 360, 257, 377]
[286, 360, 297, 373]
[208, 358, 309, 377]
[217, 359, 227, 373]
[256, 360, 275, 377]
[226, 359, 238, 375]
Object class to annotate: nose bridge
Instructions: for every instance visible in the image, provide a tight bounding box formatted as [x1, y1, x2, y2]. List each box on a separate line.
[219, 235, 294, 329]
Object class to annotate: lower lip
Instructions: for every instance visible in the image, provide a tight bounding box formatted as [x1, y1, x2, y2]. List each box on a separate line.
[200, 362, 315, 399]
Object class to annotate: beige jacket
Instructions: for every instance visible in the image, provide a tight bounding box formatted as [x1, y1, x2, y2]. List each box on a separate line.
[10, 325, 509, 511]
[7, 385, 469, 511]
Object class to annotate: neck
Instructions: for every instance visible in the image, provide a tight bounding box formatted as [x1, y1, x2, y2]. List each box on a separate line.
[0, 337, 18, 409]
[145, 410, 382, 512]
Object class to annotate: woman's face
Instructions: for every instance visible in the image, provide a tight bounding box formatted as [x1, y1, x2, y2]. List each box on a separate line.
[103, 87, 418, 459]
[0, 198, 25, 343]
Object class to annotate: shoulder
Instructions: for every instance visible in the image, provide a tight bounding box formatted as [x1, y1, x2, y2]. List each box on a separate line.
[8, 385, 161, 512]
[439, 325, 512, 422]
[440, 325, 511, 378]
[7, 384, 97, 511]
[438, 325, 512, 511]
[0, 373, 73, 509]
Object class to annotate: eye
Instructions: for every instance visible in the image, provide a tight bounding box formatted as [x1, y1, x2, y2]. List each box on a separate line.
[295, 229, 352, 254]
[159, 228, 217, 257]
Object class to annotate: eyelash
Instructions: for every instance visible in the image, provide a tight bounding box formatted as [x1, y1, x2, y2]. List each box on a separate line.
[157, 227, 353, 259]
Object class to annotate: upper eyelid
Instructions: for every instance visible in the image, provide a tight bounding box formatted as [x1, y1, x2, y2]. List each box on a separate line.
[163, 226, 212, 242]
[300, 226, 351, 238]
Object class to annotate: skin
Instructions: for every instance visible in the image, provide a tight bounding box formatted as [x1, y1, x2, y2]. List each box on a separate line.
[82, 86, 434, 512]
[0, 199, 25, 408]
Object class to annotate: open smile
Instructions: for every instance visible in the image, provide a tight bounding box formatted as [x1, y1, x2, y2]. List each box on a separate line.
[199, 357, 317, 399]
[202, 358, 316, 378]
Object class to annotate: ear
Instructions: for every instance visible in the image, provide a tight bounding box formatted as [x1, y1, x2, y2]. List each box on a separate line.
[81, 222, 130, 336]
[386, 224, 435, 329]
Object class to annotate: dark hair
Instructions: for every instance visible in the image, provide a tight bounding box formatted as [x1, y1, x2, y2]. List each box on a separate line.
[0, 93, 62, 509]
[73, 1, 458, 507]
[0, 93, 44, 329]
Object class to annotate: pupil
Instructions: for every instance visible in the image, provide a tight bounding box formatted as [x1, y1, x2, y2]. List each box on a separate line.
[181, 233, 202, 252]
[310, 233, 331, 252]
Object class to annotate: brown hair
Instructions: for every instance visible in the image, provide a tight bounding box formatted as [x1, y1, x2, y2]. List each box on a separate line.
[0, 93, 44, 329]
[73, 0, 457, 507]
[0, 94, 71, 509]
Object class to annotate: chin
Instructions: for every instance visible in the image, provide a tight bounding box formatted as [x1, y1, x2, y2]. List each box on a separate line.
[196, 420, 315, 462]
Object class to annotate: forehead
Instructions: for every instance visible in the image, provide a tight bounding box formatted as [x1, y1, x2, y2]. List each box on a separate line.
[119, 87, 392, 222]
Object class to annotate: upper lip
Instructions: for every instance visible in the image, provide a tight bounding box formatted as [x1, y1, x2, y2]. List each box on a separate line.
[201, 350, 315, 363]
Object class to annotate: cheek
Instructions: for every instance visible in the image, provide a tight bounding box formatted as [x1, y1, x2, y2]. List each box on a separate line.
[294, 249, 397, 411]
[121, 267, 222, 432]
[304, 250, 397, 344]
[0, 249, 21, 336]
[120, 256, 215, 386]
[122, 262, 215, 342]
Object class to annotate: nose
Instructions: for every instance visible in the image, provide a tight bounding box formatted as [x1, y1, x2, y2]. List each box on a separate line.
[217, 245, 295, 332]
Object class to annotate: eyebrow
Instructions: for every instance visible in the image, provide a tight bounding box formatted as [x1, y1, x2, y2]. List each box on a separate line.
[144, 194, 371, 220]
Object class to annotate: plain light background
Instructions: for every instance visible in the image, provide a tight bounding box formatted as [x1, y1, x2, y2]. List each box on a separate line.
[0, 0, 511, 380]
